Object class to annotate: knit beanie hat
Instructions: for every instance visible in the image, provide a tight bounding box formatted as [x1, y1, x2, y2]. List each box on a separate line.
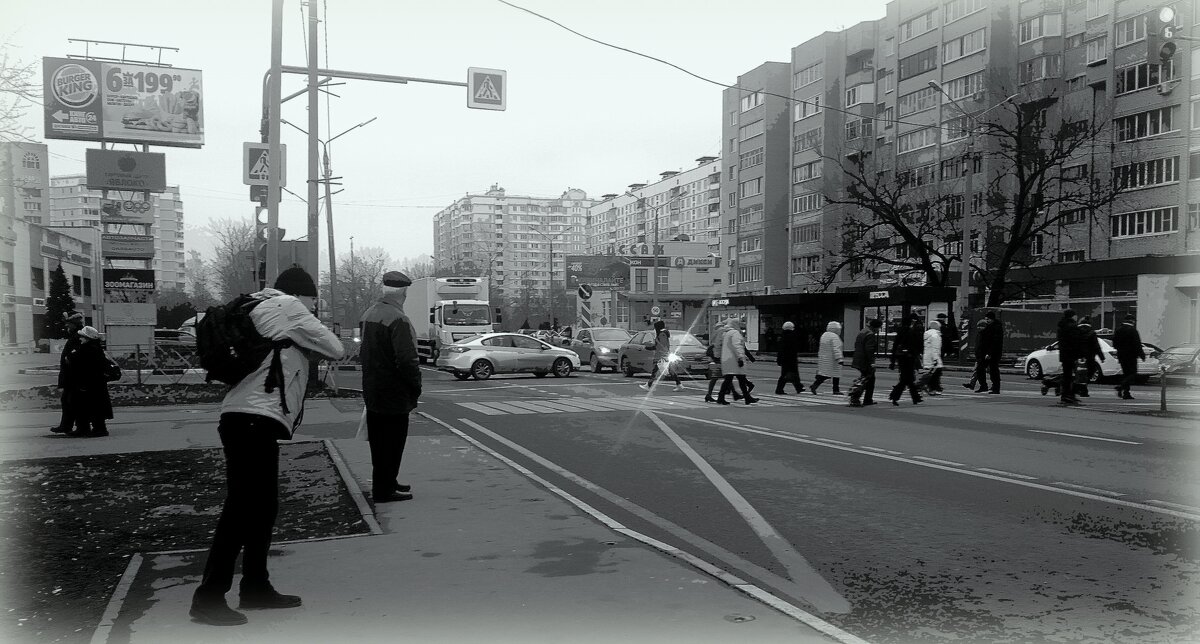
[274, 267, 317, 297]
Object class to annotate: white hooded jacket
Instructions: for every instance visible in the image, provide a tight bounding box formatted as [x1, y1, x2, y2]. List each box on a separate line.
[220, 289, 344, 436]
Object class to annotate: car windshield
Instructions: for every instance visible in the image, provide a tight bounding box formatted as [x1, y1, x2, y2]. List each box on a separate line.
[593, 329, 631, 341]
[442, 304, 490, 326]
[1162, 347, 1197, 356]
[669, 333, 703, 347]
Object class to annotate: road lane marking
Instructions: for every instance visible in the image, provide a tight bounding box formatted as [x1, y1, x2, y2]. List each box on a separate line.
[1146, 499, 1200, 513]
[912, 456, 968, 468]
[1052, 482, 1125, 497]
[456, 402, 507, 415]
[641, 410, 851, 614]
[976, 468, 1038, 480]
[815, 438, 854, 446]
[1028, 430, 1142, 445]
[858, 446, 905, 456]
[650, 411, 1200, 522]
[421, 413, 868, 644]
[472, 401, 537, 414]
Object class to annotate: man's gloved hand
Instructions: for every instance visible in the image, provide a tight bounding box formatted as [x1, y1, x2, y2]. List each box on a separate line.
[737, 359, 745, 368]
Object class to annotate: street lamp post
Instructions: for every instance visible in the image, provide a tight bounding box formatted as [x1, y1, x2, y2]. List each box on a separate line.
[927, 82, 1017, 323]
[527, 225, 574, 329]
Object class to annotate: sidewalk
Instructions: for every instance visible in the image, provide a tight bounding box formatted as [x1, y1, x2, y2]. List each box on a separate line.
[8, 401, 841, 644]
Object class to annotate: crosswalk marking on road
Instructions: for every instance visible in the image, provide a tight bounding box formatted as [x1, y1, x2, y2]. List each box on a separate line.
[454, 394, 822, 416]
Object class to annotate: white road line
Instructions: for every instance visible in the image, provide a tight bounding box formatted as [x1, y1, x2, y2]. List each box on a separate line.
[424, 414, 868, 644]
[912, 456, 968, 468]
[815, 438, 854, 446]
[473, 401, 537, 414]
[650, 410, 1200, 522]
[502, 400, 570, 414]
[1053, 482, 1125, 497]
[89, 553, 143, 644]
[858, 446, 905, 456]
[1146, 499, 1200, 513]
[457, 402, 507, 415]
[976, 467, 1038, 481]
[1028, 429, 1142, 445]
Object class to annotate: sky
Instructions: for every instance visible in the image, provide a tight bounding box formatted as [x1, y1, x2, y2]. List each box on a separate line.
[6, 0, 891, 275]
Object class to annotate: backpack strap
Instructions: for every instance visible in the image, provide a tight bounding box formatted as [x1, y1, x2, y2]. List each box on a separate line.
[263, 339, 296, 414]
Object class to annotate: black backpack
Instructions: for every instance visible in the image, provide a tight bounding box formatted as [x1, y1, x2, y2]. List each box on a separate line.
[196, 295, 293, 412]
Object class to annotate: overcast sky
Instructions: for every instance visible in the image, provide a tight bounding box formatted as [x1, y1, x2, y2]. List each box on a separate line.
[8, 0, 890, 272]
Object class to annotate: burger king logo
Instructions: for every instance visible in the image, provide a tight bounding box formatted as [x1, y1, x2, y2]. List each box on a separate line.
[51, 63, 98, 109]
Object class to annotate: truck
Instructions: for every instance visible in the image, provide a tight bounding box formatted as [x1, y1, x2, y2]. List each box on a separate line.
[403, 276, 496, 363]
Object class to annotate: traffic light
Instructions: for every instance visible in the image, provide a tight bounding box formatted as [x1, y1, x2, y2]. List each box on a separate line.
[1146, 7, 1178, 64]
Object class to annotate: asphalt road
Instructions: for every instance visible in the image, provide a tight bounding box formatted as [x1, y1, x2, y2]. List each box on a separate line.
[408, 362, 1200, 643]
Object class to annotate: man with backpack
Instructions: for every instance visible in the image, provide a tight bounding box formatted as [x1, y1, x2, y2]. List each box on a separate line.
[359, 270, 423, 503]
[190, 267, 343, 627]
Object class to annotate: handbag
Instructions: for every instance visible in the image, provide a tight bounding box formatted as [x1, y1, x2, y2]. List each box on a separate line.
[103, 358, 122, 382]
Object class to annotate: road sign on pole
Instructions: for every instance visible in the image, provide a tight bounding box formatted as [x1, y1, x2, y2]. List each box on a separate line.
[467, 67, 506, 111]
[244, 142, 286, 186]
[578, 284, 593, 301]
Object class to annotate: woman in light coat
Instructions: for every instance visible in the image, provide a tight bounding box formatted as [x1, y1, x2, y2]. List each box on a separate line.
[809, 321, 844, 394]
[718, 319, 757, 405]
[922, 320, 944, 394]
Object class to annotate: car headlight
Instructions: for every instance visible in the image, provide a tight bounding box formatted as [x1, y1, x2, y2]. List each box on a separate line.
[596, 347, 610, 354]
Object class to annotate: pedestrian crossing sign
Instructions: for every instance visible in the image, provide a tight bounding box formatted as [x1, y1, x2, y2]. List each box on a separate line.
[243, 142, 286, 187]
[467, 67, 506, 111]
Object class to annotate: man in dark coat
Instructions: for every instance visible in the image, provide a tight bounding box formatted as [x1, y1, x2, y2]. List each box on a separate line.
[976, 311, 1004, 393]
[888, 314, 925, 405]
[936, 313, 960, 360]
[850, 318, 881, 407]
[1113, 314, 1145, 400]
[359, 270, 423, 503]
[774, 321, 802, 394]
[51, 312, 85, 433]
[66, 326, 113, 437]
[1056, 309, 1083, 405]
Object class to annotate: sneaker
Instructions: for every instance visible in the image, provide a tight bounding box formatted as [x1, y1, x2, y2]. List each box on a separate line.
[239, 587, 302, 610]
[373, 491, 413, 503]
[961, 383, 974, 390]
[1121, 394, 1135, 400]
[190, 597, 248, 626]
[394, 482, 411, 493]
[673, 385, 684, 392]
[638, 383, 651, 391]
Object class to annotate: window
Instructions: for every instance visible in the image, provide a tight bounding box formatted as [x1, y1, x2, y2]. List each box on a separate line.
[741, 91, 764, 112]
[634, 268, 648, 292]
[846, 118, 874, 141]
[1113, 157, 1179, 190]
[1059, 250, 1086, 262]
[72, 275, 82, 297]
[739, 177, 763, 198]
[1114, 106, 1178, 141]
[739, 147, 764, 169]
[1085, 0, 1107, 19]
[793, 192, 822, 214]
[793, 161, 822, 182]
[791, 255, 821, 273]
[944, 28, 986, 62]
[1031, 234, 1045, 256]
[23, 201, 41, 211]
[793, 127, 822, 153]
[897, 127, 937, 153]
[31, 267, 44, 291]
[1066, 75, 1088, 92]
[944, 0, 985, 24]
[899, 163, 938, 187]
[877, 70, 895, 95]
[1191, 152, 1200, 179]
[944, 71, 985, 99]
[1065, 32, 1084, 49]
[898, 87, 939, 116]
[899, 47, 938, 80]
[794, 94, 822, 120]
[1189, 203, 1200, 231]
[900, 11, 937, 42]
[655, 268, 668, 291]
[792, 222, 821, 243]
[739, 204, 764, 226]
[942, 116, 971, 142]
[940, 154, 981, 179]
[884, 37, 895, 57]
[1019, 14, 1062, 43]
[0, 261, 12, 286]
[737, 263, 764, 283]
[83, 277, 92, 297]
[1020, 54, 1062, 83]
[22, 152, 39, 169]
[738, 236, 763, 253]
[846, 83, 874, 106]
[880, 106, 895, 128]
[1062, 164, 1089, 180]
[738, 120, 764, 141]
[728, 192, 737, 208]
[1086, 35, 1108, 64]
[1114, 15, 1145, 48]
[794, 62, 823, 89]
[1062, 208, 1086, 224]
[1193, 99, 1200, 129]
[1110, 207, 1179, 238]
[1116, 61, 1175, 94]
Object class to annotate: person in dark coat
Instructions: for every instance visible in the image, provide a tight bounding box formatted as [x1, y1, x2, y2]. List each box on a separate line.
[1112, 314, 1145, 400]
[359, 270, 423, 503]
[65, 326, 113, 437]
[850, 318, 881, 407]
[1056, 309, 1083, 405]
[51, 312, 86, 434]
[936, 312, 960, 360]
[976, 311, 1003, 393]
[774, 321, 803, 394]
[888, 314, 925, 405]
[1077, 321, 1105, 397]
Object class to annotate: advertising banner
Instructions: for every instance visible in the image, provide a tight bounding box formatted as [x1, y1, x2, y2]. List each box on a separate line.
[100, 198, 155, 225]
[565, 255, 629, 290]
[86, 149, 166, 192]
[43, 57, 205, 148]
[101, 234, 155, 259]
[103, 269, 155, 325]
[104, 303, 156, 326]
[671, 256, 718, 269]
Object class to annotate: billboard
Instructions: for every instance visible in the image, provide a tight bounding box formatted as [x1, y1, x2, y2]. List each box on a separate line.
[86, 149, 166, 192]
[103, 269, 155, 325]
[101, 234, 155, 258]
[100, 198, 155, 225]
[565, 255, 628, 290]
[43, 57, 205, 148]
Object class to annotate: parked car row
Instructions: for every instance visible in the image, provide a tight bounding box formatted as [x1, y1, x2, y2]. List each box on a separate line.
[1021, 337, 1164, 382]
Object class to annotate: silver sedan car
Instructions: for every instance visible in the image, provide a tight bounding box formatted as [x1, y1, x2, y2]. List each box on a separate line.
[436, 332, 581, 380]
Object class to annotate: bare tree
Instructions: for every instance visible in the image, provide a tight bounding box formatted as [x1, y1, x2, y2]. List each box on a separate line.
[320, 246, 391, 328]
[205, 217, 257, 300]
[184, 250, 217, 310]
[0, 42, 38, 143]
[398, 255, 434, 280]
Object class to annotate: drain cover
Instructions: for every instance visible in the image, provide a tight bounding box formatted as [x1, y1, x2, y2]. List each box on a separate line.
[724, 614, 756, 623]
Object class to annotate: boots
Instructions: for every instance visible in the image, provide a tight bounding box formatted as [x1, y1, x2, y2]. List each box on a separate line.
[831, 378, 841, 395]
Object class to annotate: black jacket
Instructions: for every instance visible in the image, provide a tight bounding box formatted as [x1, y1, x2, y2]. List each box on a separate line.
[359, 296, 422, 415]
[775, 329, 799, 367]
[66, 341, 113, 420]
[852, 329, 878, 370]
[977, 319, 1003, 358]
[1057, 316, 1081, 361]
[58, 335, 82, 388]
[1113, 323, 1145, 362]
[1080, 328, 1105, 364]
[891, 324, 923, 361]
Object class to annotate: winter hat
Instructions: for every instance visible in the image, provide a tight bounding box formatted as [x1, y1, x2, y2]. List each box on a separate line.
[382, 271, 413, 288]
[78, 326, 100, 340]
[936, 313, 948, 319]
[274, 267, 317, 297]
[1124, 314, 1136, 322]
[782, 321, 795, 331]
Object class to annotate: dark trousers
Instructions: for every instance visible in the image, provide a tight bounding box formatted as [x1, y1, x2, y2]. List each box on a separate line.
[1118, 358, 1138, 395]
[196, 413, 283, 598]
[55, 389, 75, 431]
[890, 356, 921, 402]
[650, 360, 681, 386]
[1060, 359, 1078, 401]
[926, 367, 943, 392]
[854, 366, 876, 403]
[707, 370, 742, 399]
[776, 364, 803, 393]
[718, 374, 753, 402]
[810, 374, 840, 393]
[367, 411, 410, 497]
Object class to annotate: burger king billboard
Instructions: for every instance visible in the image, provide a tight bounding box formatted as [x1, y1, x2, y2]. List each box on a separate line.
[43, 57, 205, 148]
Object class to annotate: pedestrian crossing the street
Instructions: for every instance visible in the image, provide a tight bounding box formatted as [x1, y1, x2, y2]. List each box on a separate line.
[454, 392, 849, 416]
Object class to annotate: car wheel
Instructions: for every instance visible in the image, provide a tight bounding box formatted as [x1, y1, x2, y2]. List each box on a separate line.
[589, 354, 601, 372]
[552, 358, 572, 378]
[1026, 360, 1042, 380]
[471, 360, 493, 380]
[621, 357, 635, 377]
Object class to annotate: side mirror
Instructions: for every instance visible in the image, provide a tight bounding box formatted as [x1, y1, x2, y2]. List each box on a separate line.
[540, 345, 550, 350]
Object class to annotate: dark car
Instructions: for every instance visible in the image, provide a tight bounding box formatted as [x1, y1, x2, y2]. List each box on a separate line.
[568, 327, 632, 372]
[1158, 343, 1200, 375]
[617, 330, 709, 377]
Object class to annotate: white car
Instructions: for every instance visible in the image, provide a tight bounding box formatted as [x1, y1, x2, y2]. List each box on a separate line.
[1022, 337, 1161, 381]
[435, 332, 581, 380]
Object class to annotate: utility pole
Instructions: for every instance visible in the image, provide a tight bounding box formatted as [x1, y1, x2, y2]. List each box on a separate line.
[306, 0, 320, 279]
[266, 0, 283, 284]
[349, 235, 357, 324]
[323, 147, 336, 324]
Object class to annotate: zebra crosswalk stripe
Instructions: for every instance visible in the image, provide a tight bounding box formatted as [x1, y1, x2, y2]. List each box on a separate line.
[453, 394, 814, 416]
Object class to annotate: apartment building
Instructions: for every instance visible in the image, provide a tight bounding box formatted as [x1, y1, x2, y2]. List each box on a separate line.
[47, 175, 187, 292]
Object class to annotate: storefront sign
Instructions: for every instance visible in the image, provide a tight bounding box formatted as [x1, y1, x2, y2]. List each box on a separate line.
[40, 246, 92, 266]
[672, 256, 717, 268]
[103, 269, 155, 294]
[103, 269, 155, 325]
[43, 57, 205, 148]
[710, 299, 730, 306]
[628, 257, 669, 267]
[869, 290, 890, 300]
[86, 149, 166, 192]
[100, 197, 156, 225]
[102, 234, 155, 259]
[565, 255, 628, 289]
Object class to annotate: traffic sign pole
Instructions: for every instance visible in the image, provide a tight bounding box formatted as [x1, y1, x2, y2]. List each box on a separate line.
[266, 0, 283, 287]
